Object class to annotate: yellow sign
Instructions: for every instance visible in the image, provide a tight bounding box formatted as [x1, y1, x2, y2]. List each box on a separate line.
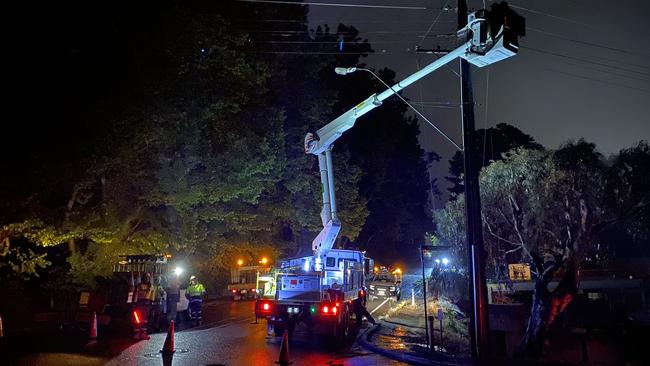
[508, 263, 531, 281]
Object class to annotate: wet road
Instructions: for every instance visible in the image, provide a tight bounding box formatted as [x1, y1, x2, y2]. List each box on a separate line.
[10, 300, 406, 366]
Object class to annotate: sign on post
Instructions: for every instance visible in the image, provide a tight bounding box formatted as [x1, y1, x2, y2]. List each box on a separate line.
[508, 263, 531, 281]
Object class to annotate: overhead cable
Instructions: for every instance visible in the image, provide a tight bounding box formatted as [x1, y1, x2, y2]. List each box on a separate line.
[236, 0, 429, 10]
[521, 46, 650, 78]
[528, 27, 650, 60]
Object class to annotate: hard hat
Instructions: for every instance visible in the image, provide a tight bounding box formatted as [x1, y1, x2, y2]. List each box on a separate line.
[190, 275, 197, 280]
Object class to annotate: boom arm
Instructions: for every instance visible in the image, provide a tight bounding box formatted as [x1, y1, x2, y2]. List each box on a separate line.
[304, 6, 525, 257]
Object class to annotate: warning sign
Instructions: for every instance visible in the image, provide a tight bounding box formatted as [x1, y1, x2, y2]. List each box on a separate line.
[508, 263, 531, 281]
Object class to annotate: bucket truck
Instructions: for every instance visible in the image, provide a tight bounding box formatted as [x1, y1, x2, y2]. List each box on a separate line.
[257, 5, 524, 344]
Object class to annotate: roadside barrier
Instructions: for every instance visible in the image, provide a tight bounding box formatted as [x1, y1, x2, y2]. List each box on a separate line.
[275, 329, 292, 365]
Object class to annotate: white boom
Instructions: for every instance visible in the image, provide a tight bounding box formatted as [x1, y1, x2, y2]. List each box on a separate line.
[304, 6, 525, 257]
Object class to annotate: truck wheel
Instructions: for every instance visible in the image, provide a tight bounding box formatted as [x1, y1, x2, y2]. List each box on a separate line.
[334, 308, 349, 344]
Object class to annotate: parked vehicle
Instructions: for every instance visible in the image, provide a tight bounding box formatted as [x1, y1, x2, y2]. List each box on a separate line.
[228, 265, 265, 300]
[367, 269, 401, 302]
[255, 249, 367, 343]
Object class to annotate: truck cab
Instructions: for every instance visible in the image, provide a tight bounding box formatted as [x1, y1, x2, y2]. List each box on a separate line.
[367, 268, 401, 302]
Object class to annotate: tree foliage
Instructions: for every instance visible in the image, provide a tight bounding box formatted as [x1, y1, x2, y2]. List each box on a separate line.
[446, 123, 543, 198]
[0, 1, 373, 287]
[434, 139, 649, 358]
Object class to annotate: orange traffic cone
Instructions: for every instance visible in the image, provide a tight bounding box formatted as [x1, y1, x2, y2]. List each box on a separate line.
[160, 320, 175, 355]
[275, 330, 292, 365]
[89, 312, 98, 339]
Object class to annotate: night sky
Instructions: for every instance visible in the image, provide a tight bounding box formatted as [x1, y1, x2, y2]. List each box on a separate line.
[5, 0, 649, 196]
[304, 0, 650, 190]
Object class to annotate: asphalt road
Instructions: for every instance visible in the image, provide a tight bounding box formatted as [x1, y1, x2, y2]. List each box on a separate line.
[6, 299, 406, 366]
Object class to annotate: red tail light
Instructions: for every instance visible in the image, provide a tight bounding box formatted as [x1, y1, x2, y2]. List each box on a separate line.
[255, 300, 274, 318]
[259, 300, 272, 313]
[320, 301, 339, 316]
[231, 289, 237, 293]
[133, 310, 141, 324]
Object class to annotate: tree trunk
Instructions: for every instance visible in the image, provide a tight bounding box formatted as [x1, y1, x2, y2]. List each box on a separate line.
[68, 238, 76, 253]
[518, 254, 578, 359]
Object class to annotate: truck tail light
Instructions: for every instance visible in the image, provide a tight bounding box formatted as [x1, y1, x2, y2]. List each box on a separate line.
[255, 299, 274, 318]
[320, 301, 339, 316]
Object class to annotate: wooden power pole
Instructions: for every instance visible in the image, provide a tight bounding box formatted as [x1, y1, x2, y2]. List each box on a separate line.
[458, 0, 490, 359]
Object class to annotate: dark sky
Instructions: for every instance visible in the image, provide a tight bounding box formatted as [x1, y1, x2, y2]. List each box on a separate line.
[304, 0, 650, 185]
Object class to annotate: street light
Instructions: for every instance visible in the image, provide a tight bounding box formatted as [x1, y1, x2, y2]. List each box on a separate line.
[334, 67, 462, 151]
[237, 259, 244, 266]
[420, 244, 451, 350]
[174, 267, 183, 277]
[442, 257, 450, 266]
[260, 257, 268, 265]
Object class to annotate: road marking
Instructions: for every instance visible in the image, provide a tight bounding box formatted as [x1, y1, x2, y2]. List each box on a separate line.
[369, 298, 390, 315]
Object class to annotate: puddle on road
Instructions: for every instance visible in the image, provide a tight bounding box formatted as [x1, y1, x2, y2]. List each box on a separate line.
[373, 325, 426, 352]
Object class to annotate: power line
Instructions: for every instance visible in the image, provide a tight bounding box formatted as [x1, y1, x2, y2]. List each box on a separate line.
[235, 18, 457, 25]
[254, 38, 453, 45]
[236, 0, 430, 10]
[487, 0, 589, 27]
[244, 29, 456, 35]
[533, 65, 650, 94]
[252, 50, 394, 55]
[521, 45, 650, 78]
[417, 1, 452, 47]
[527, 27, 650, 60]
[547, 55, 650, 84]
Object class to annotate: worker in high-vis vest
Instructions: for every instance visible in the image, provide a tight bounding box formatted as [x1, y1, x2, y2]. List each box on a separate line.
[134, 273, 155, 339]
[186, 275, 206, 298]
[186, 275, 206, 322]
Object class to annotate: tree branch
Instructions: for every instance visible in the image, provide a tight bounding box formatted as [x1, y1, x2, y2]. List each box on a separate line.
[504, 246, 524, 254]
[483, 214, 522, 247]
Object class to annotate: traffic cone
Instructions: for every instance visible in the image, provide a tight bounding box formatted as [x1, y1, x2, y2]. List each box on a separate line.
[275, 330, 292, 365]
[89, 312, 98, 339]
[160, 320, 175, 355]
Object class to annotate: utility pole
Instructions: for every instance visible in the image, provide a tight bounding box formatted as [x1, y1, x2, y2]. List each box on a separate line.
[458, 0, 490, 359]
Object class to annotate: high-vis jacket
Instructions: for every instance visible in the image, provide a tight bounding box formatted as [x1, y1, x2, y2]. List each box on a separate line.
[187, 282, 206, 297]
